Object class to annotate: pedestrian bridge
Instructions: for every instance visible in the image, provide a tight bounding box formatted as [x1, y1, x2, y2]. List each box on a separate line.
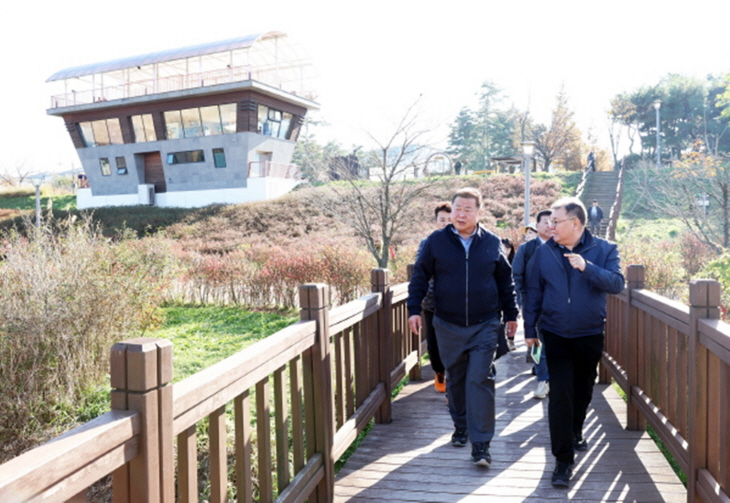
[0, 267, 728, 503]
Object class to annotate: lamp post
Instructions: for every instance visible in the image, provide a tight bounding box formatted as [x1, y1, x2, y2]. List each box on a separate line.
[31, 177, 42, 228]
[654, 100, 661, 169]
[521, 141, 536, 227]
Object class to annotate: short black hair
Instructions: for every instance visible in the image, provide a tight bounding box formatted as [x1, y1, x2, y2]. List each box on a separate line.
[536, 210, 552, 224]
[434, 201, 452, 219]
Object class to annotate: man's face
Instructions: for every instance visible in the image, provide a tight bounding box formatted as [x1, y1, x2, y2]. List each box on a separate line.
[593, 202, 598, 207]
[435, 210, 452, 229]
[536, 214, 554, 241]
[549, 207, 580, 246]
[452, 196, 480, 234]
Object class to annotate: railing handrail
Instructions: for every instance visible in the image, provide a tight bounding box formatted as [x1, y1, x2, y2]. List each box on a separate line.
[603, 267, 730, 502]
[0, 270, 415, 502]
[606, 159, 625, 240]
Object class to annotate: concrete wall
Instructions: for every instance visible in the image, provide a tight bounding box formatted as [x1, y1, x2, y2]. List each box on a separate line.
[78, 132, 295, 198]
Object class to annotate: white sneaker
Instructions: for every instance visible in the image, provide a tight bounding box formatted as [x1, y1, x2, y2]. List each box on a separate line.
[533, 381, 549, 399]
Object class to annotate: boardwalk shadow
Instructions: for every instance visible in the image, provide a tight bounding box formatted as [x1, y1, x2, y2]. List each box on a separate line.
[335, 344, 685, 502]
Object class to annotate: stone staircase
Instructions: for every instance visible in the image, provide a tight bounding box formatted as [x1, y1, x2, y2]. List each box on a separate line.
[580, 170, 619, 217]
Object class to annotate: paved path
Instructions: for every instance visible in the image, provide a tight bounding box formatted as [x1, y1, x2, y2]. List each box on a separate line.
[335, 338, 685, 502]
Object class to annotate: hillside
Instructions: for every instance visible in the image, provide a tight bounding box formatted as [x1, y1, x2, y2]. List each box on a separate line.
[0, 172, 579, 257]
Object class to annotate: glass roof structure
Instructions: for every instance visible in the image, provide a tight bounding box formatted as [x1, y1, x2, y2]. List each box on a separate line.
[47, 31, 317, 109]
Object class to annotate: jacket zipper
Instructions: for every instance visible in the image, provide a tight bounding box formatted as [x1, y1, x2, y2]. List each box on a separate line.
[465, 250, 469, 326]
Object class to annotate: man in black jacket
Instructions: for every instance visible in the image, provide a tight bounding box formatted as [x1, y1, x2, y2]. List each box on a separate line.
[407, 187, 518, 468]
[523, 197, 624, 488]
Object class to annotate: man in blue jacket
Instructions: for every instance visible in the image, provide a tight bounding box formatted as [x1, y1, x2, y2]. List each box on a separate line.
[407, 187, 518, 468]
[523, 197, 624, 488]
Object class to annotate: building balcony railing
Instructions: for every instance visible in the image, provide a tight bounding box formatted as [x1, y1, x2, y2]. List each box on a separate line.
[248, 161, 300, 180]
[49, 65, 312, 109]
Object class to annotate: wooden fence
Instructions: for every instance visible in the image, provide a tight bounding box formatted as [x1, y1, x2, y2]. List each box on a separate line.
[603, 265, 730, 503]
[0, 269, 420, 503]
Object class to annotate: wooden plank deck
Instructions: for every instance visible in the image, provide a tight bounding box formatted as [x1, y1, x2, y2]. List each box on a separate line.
[335, 336, 686, 502]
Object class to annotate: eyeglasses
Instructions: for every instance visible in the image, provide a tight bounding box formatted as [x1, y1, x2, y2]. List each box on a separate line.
[548, 217, 576, 227]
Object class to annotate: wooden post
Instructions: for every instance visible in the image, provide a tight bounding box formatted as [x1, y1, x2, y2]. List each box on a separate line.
[687, 279, 721, 503]
[372, 269, 394, 424]
[625, 265, 645, 431]
[110, 338, 174, 503]
[299, 284, 334, 503]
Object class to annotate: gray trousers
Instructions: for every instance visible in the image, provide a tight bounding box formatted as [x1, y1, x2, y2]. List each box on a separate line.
[589, 220, 601, 236]
[433, 316, 499, 443]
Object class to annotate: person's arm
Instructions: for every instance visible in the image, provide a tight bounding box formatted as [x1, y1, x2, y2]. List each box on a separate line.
[581, 243, 624, 294]
[511, 244, 527, 309]
[407, 236, 435, 334]
[523, 247, 544, 344]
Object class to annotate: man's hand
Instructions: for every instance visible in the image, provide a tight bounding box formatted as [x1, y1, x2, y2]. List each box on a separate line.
[408, 314, 422, 335]
[525, 337, 541, 348]
[505, 320, 518, 340]
[564, 253, 586, 272]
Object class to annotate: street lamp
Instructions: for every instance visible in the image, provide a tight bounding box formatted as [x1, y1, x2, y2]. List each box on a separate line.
[31, 176, 42, 228]
[521, 141, 536, 227]
[654, 100, 661, 169]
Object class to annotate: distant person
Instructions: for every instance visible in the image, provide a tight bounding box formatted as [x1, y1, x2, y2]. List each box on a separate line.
[408, 187, 518, 468]
[523, 221, 538, 242]
[588, 200, 604, 236]
[523, 197, 624, 488]
[512, 210, 553, 399]
[587, 152, 596, 172]
[497, 237, 516, 355]
[416, 202, 452, 393]
[454, 161, 462, 175]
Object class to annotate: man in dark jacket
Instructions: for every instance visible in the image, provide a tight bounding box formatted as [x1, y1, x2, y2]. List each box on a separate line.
[588, 199, 604, 236]
[407, 187, 518, 468]
[523, 197, 624, 488]
[512, 209, 553, 399]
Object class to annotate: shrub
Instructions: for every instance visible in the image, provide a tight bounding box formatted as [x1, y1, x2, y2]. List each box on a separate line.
[0, 216, 174, 456]
[619, 239, 685, 299]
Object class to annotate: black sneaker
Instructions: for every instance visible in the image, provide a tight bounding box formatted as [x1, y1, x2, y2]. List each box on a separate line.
[471, 441, 491, 467]
[572, 433, 588, 451]
[451, 427, 468, 447]
[551, 461, 573, 487]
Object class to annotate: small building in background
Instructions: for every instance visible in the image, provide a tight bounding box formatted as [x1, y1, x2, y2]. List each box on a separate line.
[46, 31, 318, 209]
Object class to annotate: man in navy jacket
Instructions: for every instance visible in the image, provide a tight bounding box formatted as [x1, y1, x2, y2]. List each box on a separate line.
[523, 197, 624, 488]
[408, 188, 518, 468]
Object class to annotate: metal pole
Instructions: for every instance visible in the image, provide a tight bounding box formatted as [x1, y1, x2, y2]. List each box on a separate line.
[655, 103, 661, 170]
[34, 183, 41, 228]
[524, 154, 531, 227]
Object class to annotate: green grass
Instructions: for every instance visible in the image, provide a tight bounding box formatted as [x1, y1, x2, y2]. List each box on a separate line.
[0, 193, 76, 211]
[150, 304, 298, 382]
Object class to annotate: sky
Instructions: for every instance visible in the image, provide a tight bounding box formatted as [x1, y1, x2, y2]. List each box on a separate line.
[2, 0, 730, 174]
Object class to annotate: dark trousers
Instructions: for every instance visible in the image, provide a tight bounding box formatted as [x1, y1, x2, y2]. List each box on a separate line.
[422, 309, 445, 374]
[543, 329, 604, 464]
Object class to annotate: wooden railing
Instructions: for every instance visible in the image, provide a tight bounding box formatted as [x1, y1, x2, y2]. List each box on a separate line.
[603, 265, 730, 503]
[0, 268, 419, 502]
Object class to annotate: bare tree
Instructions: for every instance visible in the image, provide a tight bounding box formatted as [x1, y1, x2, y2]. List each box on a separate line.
[0, 161, 33, 187]
[640, 145, 730, 254]
[529, 86, 582, 172]
[323, 100, 439, 268]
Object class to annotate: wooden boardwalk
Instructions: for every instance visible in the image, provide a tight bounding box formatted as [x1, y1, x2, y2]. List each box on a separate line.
[335, 337, 686, 502]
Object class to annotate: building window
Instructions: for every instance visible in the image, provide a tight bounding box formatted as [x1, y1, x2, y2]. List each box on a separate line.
[131, 114, 157, 142]
[181, 108, 203, 137]
[116, 156, 128, 175]
[163, 104, 236, 139]
[213, 148, 226, 168]
[79, 119, 124, 147]
[167, 150, 205, 165]
[164, 111, 183, 140]
[100, 158, 111, 176]
[258, 105, 291, 139]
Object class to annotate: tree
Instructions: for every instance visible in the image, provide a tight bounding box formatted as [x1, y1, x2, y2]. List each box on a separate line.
[611, 74, 730, 162]
[291, 119, 348, 184]
[529, 86, 582, 172]
[0, 161, 33, 186]
[323, 100, 438, 268]
[640, 141, 729, 254]
[447, 81, 518, 172]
